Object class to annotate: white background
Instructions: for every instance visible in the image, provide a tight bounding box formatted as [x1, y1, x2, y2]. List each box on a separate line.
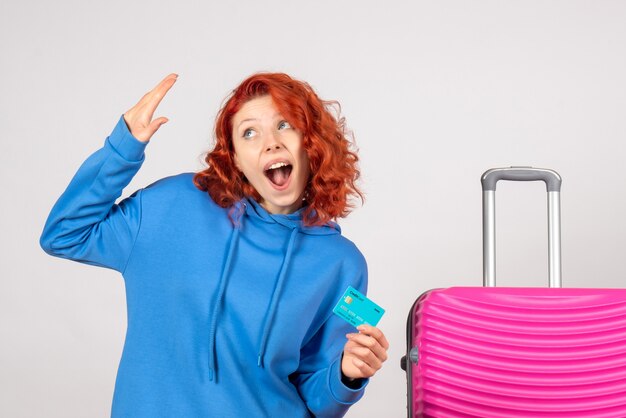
[2, 1, 625, 417]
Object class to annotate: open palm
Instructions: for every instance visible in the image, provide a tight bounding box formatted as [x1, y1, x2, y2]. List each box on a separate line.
[123, 73, 178, 143]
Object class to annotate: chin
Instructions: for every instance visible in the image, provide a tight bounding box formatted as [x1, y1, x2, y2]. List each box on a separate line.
[263, 193, 304, 214]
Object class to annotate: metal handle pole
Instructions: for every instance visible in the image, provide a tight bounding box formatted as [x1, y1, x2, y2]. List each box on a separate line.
[483, 190, 496, 287]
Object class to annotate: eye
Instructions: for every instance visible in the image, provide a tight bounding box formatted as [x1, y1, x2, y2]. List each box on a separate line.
[243, 128, 256, 139]
[278, 120, 292, 130]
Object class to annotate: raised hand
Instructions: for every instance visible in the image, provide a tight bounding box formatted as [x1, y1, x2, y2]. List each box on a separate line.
[123, 73, 178, 143]
[341, 324, 389, 380]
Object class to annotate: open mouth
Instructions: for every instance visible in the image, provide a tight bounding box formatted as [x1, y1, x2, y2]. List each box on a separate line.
[264, 161, 293, 187]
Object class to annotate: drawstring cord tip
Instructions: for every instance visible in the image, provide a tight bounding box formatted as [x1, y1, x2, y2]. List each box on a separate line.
[257, 355, 263, 367]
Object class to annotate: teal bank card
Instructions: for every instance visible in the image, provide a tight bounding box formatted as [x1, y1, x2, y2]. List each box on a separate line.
[332, 286, 385, 328]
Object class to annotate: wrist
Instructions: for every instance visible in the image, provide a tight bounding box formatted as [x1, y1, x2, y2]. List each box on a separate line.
[341, 371, 363, 388]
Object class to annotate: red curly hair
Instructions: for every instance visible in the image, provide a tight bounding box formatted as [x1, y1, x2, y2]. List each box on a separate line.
[193, 72, 362, 226]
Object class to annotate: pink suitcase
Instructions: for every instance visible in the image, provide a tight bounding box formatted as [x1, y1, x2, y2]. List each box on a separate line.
[401, 167, 626, 417]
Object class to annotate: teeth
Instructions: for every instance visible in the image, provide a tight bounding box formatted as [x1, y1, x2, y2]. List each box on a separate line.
[267, 162, 288, 170]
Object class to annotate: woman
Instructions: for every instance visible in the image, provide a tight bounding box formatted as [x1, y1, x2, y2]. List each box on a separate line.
[40, 72, 388, 417]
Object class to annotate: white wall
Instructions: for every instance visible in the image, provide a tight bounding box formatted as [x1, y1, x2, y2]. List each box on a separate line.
[2, 1, 625, 417]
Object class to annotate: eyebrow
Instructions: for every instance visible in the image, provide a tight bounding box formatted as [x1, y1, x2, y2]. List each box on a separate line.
[236, 118, 258, 129]
[236, 113, 283, 130]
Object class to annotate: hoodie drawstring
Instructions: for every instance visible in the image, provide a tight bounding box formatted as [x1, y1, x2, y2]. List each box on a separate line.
[208, 226, 240, 382]
[257, 226, 298, 368]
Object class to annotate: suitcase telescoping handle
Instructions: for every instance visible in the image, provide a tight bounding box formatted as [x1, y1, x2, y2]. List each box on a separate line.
[481, 167, 562, 288]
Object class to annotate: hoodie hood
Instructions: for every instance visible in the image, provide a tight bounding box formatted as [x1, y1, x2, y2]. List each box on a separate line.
[207, 197, 340, 382]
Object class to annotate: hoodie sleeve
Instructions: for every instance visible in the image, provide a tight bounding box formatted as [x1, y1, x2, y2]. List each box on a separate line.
[290, 251, 369, 417]
[39, 115, 147, 273]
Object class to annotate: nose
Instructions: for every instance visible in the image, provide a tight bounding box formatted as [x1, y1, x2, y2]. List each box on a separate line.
[263, 131, 282, 152]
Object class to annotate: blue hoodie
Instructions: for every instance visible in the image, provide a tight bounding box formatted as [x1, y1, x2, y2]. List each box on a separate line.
[40, 115, 369, 417]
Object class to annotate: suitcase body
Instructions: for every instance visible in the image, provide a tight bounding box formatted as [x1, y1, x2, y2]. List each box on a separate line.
[406, 286, 626, 417]
[402, 168, 626, 417]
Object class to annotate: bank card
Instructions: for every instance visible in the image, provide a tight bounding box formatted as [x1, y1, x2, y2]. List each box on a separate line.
[332, 286, 385, 328]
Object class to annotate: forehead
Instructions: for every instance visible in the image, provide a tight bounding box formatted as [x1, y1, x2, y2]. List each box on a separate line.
[233, 95, 281, 124]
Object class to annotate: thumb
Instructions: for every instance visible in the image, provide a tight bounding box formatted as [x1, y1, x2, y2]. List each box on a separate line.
[146, 117, 169, 139]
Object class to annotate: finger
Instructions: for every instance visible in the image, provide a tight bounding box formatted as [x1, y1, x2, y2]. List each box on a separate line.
[344, 339, 360, 350]
[346, 333, 388, 362]
[347, 346, 383, 370]
[133, 73, 176, 108]
[351, 357, 376, 378]
[143, 73, 178, 120]
[357, 325, 390, 350]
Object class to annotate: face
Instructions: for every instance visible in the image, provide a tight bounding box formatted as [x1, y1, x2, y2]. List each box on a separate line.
[231, 95, 310, 215]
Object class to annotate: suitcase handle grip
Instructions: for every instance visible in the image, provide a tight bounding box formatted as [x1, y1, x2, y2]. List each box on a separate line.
[481, 167, 562, 288]
[481, 167, 562, 192]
